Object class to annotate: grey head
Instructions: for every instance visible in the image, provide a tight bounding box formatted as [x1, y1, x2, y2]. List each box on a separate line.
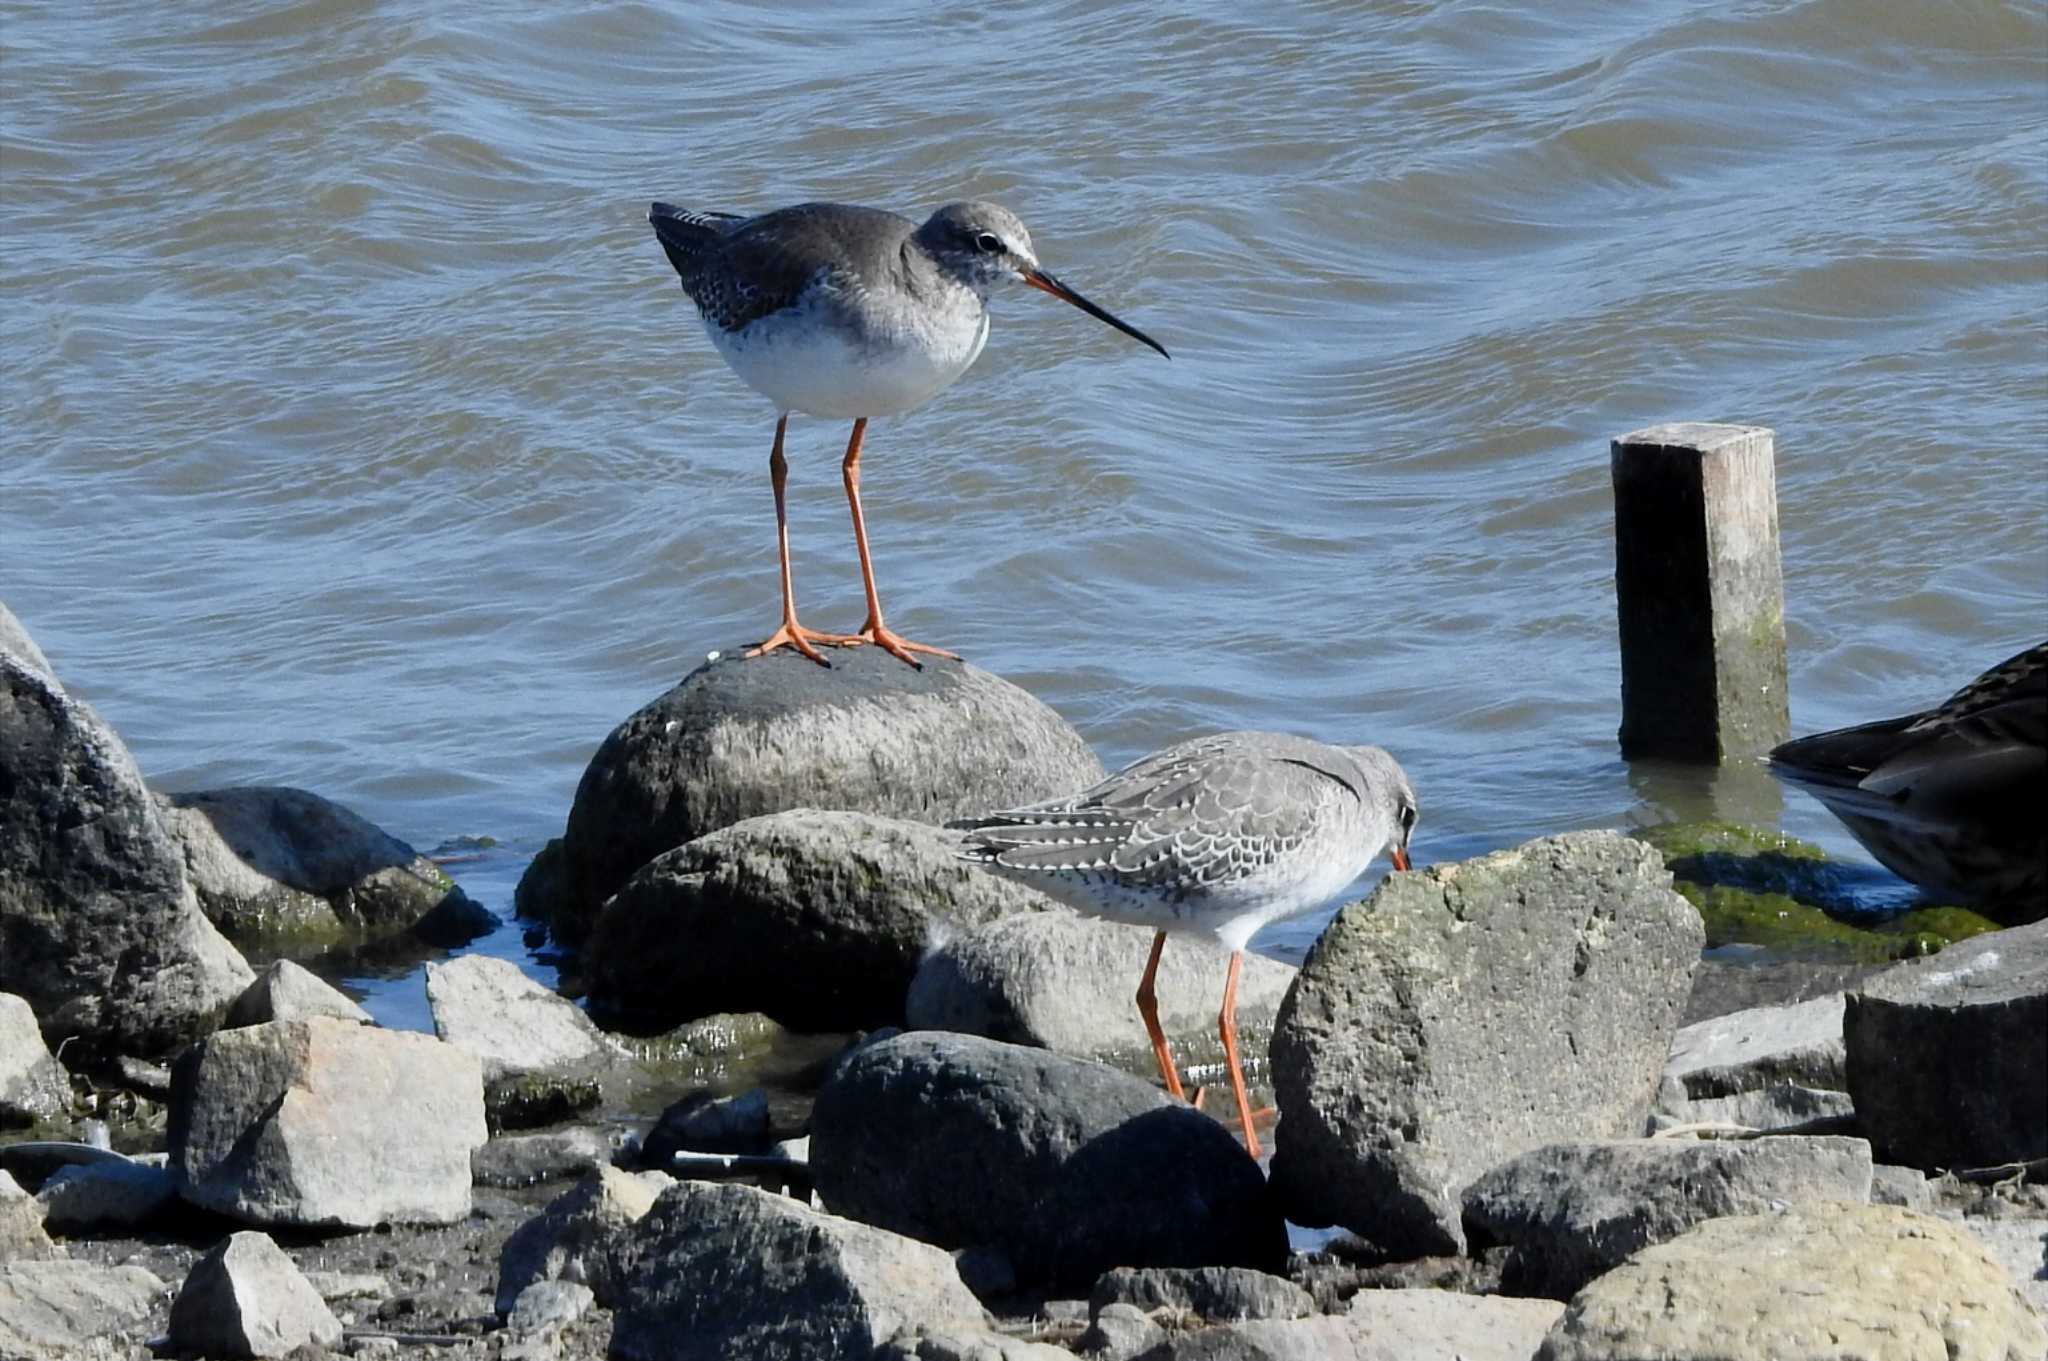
[913, 200, 1170, 358]
[1340, 744, 1419, 870]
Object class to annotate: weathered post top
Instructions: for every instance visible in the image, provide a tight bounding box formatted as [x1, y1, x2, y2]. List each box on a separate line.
[1611, 423, 1789, 763]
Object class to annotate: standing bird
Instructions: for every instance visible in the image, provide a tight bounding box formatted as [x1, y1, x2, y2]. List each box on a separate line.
[647, 199, 1169, 669]
[952, 732, 1418, 1159]
[1768, 641, 2047, 912]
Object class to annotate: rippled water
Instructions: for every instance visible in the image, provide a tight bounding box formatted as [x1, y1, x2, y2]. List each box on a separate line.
[5, 1, 2044, 996]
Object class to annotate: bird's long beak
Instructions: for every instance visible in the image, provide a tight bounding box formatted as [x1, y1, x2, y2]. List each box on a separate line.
[1391, 846, 1411, 872]
[1023, 268, 1170, 359]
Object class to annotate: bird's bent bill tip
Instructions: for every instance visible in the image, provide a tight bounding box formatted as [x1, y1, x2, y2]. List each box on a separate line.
[1023, 269, 1170, 359]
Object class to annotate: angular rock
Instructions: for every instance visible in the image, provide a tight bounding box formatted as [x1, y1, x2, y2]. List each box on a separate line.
[1538, 1202, 2045, 1361]
[472, 1126, 614, 1188]
[507, 1279, 596, 1332]
[168, 1230, 344, 1358]
[36, 1158, 177, 1232]
[530, 651, 1104, 941]
[1, 1170, 61, 1263]
[0, 602, 58, 690]
[1091, 1265, 1313, 1322]
[1271, 832, 1704, 1256]
[1, 655, 252, 1057]
[1870, 1163, 1933, 1210]
[1844, 919, 2048, 1169]
[170, 1017, 487, 1228]
[0, 1259, 164, 1360]
[0, 992, 69, 1125]
[426, 954, 612, 1081]
[1674, 1083, 1854, 1133]
[586, 810, 1057, 1031]
[1137, 1291, 1565, 1361]
[495, 1164, 672, 1314]
[811, 1031, 1285, 1289]
[225, 958, 374, 1028]
[1947, 1216, 2048, 1318]
[1079, 1302, 1166, 1361]
[1462, 1136, 1874, 1298]
[610, 1180, 988, 1361]
[160, 784, 491, 946]
[907, 911, 1296, 1078]
[1663, 993, 1845, 1098]
[879, 1329, 1076, 1361]
[643, 1087, 771, 1162]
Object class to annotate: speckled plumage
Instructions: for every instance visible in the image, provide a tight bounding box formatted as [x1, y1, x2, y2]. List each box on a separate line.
[1769, 641, 2047, 909]
[954, 731, 1418, 952]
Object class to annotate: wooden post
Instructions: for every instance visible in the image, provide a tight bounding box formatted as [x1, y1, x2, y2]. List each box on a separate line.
[1612, 423, 1789, 762]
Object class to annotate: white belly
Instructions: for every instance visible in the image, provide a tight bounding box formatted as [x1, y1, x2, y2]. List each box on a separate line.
[708, 292, 990, 420]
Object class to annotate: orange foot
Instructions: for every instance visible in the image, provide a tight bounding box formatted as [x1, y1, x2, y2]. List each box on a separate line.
[746, 620, 863, 667]
[851, 620, 960, 670]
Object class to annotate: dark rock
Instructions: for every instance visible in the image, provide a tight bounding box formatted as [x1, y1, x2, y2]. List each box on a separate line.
[1673, 1083, 1854, 1133]
[1844, 919, 2048, 1169]
[811, 1031, 1285, 1289]
[158, 785, 486, 948]
[609, 1180, 986, 1361]
[0, 993, 70, 1125]
[225, 958, 374, 1028]
[495, 1165, 672, 1314]
[485, 1068, 604, 1134]
[1, 656, 252, 1058]
[1869, 1163, 1932, 1210]
[585, 810, 1056, 1031]
[1090, 1265, 1313, 1322]
[1270, 832, 1703, 1256]
[0, 1259, 164, 1360]
[167, 1230, 343, 1358]
[425, 954, 613, 1082]
[170, 1017, 487, 1228]
[35, 1158, 177, 1231]
[643, 1088, 771, 1162]
[526, 651, 1103, 942]
[1, 1170, 62, 1263]
[1462, 1136, 1874, 1298]
[1536, 1203, 2044, 1361]
[906, 911, 1295, 1077]
[471, 1127, 614, 1188]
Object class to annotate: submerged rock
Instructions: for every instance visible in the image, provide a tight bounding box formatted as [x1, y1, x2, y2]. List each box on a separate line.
[1269, 831, 1703, 1256]
[524, 650, 1103, 942]
[160, 785, 492, 950]
[585, 809, 1055, 1031]
[811, 1031, 1284, 1289]
[1, 652, 251, 1058]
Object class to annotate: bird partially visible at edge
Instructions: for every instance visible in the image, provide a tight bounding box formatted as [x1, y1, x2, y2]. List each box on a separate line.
[1768, 640, 2047, 913]
[648, 198, 1169, 669]
[951, 731, 1418, 1159]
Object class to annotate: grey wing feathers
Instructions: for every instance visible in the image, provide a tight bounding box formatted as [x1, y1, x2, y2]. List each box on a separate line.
[648, 201, 817, 332]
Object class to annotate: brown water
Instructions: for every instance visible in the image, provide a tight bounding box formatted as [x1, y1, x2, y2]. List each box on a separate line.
[5, 2, 2045, 1011]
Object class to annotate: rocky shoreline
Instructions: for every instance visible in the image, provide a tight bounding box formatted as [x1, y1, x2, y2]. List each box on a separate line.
[5, 605, 2044, 1361]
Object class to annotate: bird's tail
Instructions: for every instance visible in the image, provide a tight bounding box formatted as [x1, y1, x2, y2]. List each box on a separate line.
[648, 202, 744, 280]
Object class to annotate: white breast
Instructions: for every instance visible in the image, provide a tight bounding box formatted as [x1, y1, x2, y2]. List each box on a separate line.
[709, 288, 990, 420]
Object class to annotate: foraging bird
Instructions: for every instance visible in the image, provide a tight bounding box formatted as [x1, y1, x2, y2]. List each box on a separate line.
[952, 731, 1418, 1159]
[1768, 641, 2047, 912]
[648, 199, 1169, 669]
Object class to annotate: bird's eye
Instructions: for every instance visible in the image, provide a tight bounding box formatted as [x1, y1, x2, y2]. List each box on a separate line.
[1400, 805, 1418, 832]
[973, 232, 1003, 254]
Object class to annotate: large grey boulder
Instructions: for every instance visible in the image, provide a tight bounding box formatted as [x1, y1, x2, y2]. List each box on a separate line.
[1461, 1136, 1874, 1298]
[907, 911, 1296, 1078]
[495, 1164, 673, 1314]
[608, 1180, 988, 1361]
[527, 650, 1103, 942]
[1662, 992, 1845, 1098]
[1270, 832, 1703, 1256]
[1, 655, 252, 1057]
[0, 992, 69, 1125]
[585, 810, 1057, 1031]
[1537, 1202, 2046, 1361]
[811, 1031, 1284, 1289]
[225, 959, 374, 1028]
[0, 1260, 165, 1360]
[169, 1017, 487, 1228]
[168, 1230, 344, 1358]
[426, 954, 614, 1082]
[160, 785, 491, 948]
[1844, 919, 2047, 1170]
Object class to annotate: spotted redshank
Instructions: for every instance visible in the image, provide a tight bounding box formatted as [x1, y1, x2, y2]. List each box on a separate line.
[648, 199, 1169, 669]
[952, 731, 1418, 1158]
[1769, 641, 2046, 910]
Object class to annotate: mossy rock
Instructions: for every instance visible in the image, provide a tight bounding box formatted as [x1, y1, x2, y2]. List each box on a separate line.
[1633, 822, 2003, 962]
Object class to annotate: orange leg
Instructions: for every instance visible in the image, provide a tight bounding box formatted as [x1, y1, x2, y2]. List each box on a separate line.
[1218, 949, 1264, 1161]
[838, 418, 960, 669]
[747, 415, 859, 666]
[1136, 930, 1187, 1101]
